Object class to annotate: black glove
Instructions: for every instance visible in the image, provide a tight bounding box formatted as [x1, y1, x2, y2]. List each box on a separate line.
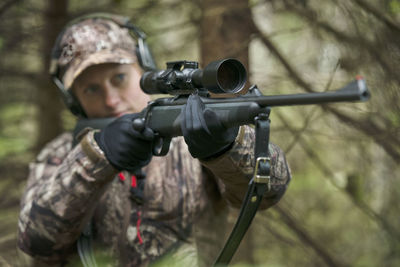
[94, 113, 154, 172]
[181, 94, 239, 159]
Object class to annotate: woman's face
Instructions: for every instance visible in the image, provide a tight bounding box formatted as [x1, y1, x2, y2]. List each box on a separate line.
[72, 63, 151, 118]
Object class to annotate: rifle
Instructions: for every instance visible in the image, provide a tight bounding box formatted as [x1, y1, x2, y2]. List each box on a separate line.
[73, 58, 370, 266]
[137, 58, 369, 266]
[138, 58, 370, 156]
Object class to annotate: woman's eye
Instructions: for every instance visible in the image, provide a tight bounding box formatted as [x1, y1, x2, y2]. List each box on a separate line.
[83, 86, 99, 95]
[113, 73, 126, 84]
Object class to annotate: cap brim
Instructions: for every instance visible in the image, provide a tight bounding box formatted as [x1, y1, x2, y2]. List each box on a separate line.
[63, 49, 137, 89]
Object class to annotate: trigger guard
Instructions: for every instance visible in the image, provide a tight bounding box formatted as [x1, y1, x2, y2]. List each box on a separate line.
[153, 136, 171, 156]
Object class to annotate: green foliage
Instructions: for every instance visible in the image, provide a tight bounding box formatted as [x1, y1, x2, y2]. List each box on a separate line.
[389, 0, 400, 14]
[62, 109, 77, 131]
[345, 173, 364, 202]
[0, 103, 36, 160]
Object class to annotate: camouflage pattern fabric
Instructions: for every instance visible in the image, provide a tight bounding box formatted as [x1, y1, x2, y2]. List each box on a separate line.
[18, 126, 291, 266]
[53, 18, 138, 89]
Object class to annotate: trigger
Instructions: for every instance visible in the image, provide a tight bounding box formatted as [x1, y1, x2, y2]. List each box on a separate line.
[153, 136, 171, 156]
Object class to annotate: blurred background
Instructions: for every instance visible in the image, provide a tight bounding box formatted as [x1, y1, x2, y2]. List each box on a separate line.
[0, 0, 399, 266]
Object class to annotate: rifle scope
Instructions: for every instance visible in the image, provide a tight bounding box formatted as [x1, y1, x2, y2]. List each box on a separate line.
[140, 58, 247, 95]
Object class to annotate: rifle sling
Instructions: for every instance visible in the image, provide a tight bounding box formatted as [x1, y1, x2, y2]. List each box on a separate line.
[213, 111, 271, 266]
[77, 221, 98, 267]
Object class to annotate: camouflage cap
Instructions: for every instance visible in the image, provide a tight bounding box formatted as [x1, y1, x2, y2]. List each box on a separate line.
[55, 18, 137, 89]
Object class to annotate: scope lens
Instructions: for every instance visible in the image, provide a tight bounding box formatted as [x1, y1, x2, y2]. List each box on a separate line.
[217, 60, 245, 93]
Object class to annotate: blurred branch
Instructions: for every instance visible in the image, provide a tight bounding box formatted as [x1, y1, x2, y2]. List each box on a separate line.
[131, 0, 175, 17]
[281, 1, 400, 85]
[0, 255, 12, 267]
[147, 19, 197, 37]
[70, 0, 160, 20]
[249, 13, 400, 162]
[330, 0, 363, 40]
[282, 107, 320, 154]
[275, 109, 400, 244]
[352, 0, 400, 34]
[268, 26, 304, 38]
[276, 110, 341, 187]
[260, 218, 299, 247]
[285, 64, 338, 153]
[0, 0, 21, 17]
[274, 204, 346, 267]
[323, 106, 400, 161]
[0, 69, 36, 81]
[249, 20, 313, 91]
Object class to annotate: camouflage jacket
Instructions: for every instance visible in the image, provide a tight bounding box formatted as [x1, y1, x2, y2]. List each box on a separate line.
[18, 126, 291, 266]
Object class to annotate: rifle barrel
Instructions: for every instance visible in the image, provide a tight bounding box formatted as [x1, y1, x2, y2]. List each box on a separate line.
[153, 79, 369, 107]
[205, 79, 369, 107]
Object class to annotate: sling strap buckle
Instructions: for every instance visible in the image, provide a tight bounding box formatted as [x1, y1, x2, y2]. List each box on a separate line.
[253, 156, 271, 189]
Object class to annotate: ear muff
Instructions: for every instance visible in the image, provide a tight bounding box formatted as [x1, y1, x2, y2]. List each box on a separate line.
[49, 13, 157, 117]
[129, 29, 156, 71]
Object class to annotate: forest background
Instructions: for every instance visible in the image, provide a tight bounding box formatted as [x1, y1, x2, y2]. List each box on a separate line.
[0, 0, 399, 266]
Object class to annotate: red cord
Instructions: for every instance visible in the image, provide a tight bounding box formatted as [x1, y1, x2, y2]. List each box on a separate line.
[131, 175, 137, 188]
[118, 172, 126, 181]
[119, 173, 143, 244]
[136, 211, 143, 244]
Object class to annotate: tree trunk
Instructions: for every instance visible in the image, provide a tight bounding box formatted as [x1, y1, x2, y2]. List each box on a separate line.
[35, 0, 69, 151]
[199, 0, 256, 264]
[200, 0, 254, 89]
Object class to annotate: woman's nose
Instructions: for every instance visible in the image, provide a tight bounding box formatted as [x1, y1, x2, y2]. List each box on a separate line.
[104, 86, 121, 108]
